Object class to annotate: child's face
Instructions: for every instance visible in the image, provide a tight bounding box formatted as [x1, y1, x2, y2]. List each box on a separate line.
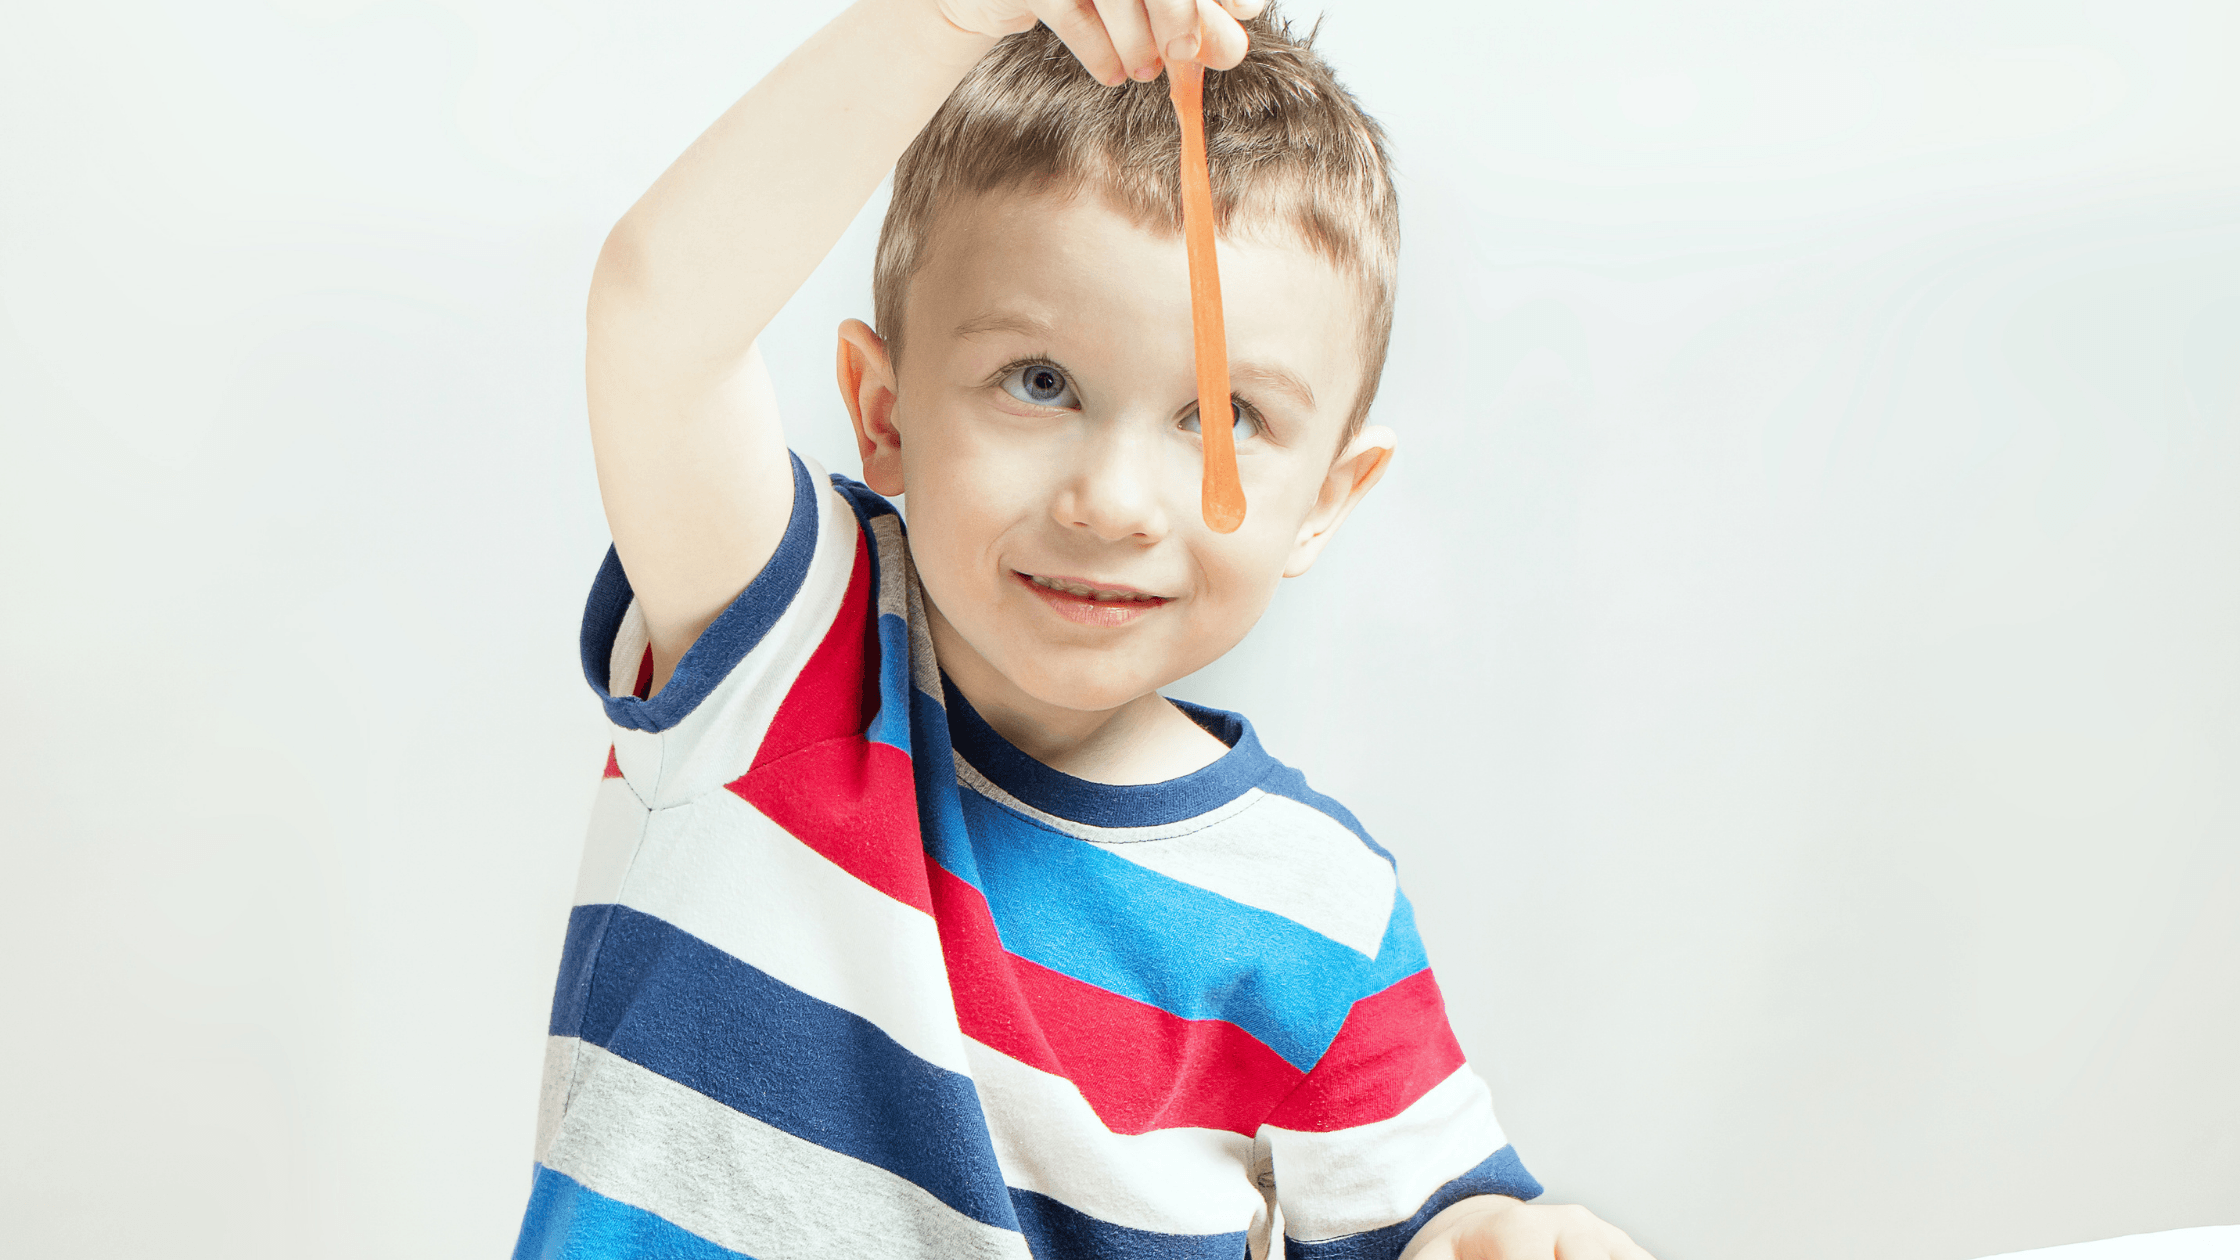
[843, 189, 1392, 715]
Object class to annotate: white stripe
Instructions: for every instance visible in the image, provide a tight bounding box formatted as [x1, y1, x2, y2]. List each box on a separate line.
[955, 760, 1397, 958]
[1263, 1064, 1509, 1242]
[965, 1038, 1266, 1238]
[611, 724, 665, 801]
[613, 461, 863, 808]
[606, 599, 652, 699]
[1102, 792, 1397, 958]
[610, 787, 971, 1076]
[572, 773, 648, 908]
[541, 1039, 1030, 1260]
[606, 600, 667, 790]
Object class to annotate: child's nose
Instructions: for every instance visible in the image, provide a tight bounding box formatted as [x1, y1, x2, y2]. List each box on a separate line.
[1055, 424, 1171, 545]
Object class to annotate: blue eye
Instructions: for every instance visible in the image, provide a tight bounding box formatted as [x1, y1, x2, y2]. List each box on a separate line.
[1001, 363, 1079, 408]
[1180, 400, 1257, 441]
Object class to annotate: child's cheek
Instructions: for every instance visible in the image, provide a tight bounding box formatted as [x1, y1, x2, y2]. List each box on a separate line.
[1196, 534, 1285, 630]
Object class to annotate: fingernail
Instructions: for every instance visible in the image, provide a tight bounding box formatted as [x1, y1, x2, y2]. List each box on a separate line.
[1166, 33, 1200, 63]
[1133, 63, 1159, 81]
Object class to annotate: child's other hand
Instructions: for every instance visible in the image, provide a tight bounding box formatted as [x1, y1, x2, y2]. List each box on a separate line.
[1400, 1196, 1658, 1260]
[935, 0, 1265, 84]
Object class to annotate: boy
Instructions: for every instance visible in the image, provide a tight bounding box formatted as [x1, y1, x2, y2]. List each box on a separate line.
[521, 0, 1655, 1257]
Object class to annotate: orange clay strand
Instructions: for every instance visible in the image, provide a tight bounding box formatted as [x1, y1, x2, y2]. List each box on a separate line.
[1168, 56, 1246, 534]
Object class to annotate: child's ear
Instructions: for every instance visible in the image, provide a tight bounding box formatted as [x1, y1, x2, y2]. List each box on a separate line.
[836, 319, 903, 496]
[1284, 424, 1395, 579]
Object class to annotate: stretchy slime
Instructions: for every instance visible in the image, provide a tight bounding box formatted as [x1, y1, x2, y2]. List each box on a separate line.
[1168, 55, 1246, 533]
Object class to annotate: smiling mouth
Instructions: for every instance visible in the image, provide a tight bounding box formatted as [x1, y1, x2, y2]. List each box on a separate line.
[1018, 572, 1167, 603]
[1013, 571, 1170, 626]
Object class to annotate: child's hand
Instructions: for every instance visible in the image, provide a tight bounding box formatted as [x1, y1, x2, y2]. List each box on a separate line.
[935, 0, 1265, 84]
[1400, 1196, 1658, 1260]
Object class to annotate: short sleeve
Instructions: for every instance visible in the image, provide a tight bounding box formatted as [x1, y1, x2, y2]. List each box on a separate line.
[1258, 891, 1542, 1260]
[580, 451, 873, 808]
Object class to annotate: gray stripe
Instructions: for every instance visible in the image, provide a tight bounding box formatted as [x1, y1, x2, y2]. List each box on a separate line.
[869, 512, 912, 621]
[541, 1040, 1030, 1260]
[534, 1035, 581, 1166]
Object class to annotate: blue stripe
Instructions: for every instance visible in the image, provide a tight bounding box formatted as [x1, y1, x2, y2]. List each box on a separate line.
[1364, 892, 1436, 993]
[912, 680, 986, 885]
[1009, 1189, 1247, 1260]
[514, 1164, 753, 1260]
[949, 792, 1425, 1069]
[547, 903, 616, 1039]
[582, 452, 819, 733]
[552, 904, 1016, 1230]
[870, 610, 913, 753]
[1285, 1147, 1542, 1260]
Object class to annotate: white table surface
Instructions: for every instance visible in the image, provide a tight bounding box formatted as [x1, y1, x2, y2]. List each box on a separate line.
[1974, 1227, 2240, 1260]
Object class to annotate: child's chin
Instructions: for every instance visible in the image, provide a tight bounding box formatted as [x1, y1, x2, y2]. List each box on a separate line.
[1004, 655, 1171, 714]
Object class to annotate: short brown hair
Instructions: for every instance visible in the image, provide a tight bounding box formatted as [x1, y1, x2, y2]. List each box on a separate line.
[874, 5, 1399, 447]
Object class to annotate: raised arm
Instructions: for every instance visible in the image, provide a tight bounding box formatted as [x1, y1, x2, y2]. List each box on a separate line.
[588, 0, 991, 692]
[588, 0, 1252, 693]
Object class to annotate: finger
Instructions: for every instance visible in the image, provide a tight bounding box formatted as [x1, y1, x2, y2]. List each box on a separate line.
[1193, 0, 1252, 69]
[1091, 0, 1161, 80]
[1215, 0, 1266, 19]
[1034, 0, 1129, 85]
[1140, 0, 1202, 66]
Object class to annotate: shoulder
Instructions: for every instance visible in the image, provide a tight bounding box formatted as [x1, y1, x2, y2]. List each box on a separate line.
[1231, 761, 1407, 965]
[579, 454, 905, 804]
[1146, 708, 1406, 964]
[584, 457, 877, 721]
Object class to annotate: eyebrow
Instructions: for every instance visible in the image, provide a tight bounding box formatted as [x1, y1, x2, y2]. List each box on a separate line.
[1231, 361, 1317, 412]
[953, 311, 1058, 340]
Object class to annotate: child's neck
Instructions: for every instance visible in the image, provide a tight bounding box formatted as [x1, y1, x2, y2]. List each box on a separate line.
[927, 606, 1230, 787]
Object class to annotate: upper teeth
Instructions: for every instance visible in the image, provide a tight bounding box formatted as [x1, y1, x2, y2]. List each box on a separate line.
[1028, 574, 1157, 602]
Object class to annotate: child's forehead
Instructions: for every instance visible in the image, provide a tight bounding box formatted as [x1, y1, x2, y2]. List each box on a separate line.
[936, 182, 1335, 269]
[911, 185, 1369, 351]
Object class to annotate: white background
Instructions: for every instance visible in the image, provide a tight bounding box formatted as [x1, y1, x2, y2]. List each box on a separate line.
[2, 1, 2236, 1257]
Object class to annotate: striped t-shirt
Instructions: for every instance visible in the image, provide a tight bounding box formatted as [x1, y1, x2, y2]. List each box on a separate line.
[515, 454, 1541, 1260]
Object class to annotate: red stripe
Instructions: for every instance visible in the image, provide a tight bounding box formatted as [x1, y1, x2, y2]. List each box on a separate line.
[931, 864, 1303, 1136]
[602, 746, 623, 779]
[735, 737, 932, 915]
[730, 527, 937, 912]
[753, 530, 877, 768]
[930, 863, 1063, 1075]
[1261, 967, 1464, 1133]
[632, 645, 654, 700]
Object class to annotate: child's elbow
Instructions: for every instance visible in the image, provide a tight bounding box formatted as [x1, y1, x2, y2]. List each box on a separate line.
[588, 219, 656, 326]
